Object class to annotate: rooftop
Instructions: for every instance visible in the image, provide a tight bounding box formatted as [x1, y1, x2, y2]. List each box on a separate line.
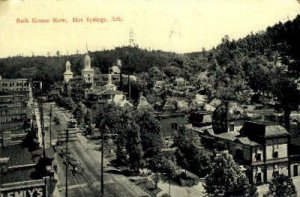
[97, 89, 122, 96]
[0, 145, 35, 167]
[1, 167, 36, 184]
[0, 78, 28, 82]
[240, 121, 289, 138]
[235, 137, 259, 146]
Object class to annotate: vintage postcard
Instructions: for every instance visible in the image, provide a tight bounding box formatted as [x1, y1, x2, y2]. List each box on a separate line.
[1, 0, 300, 196]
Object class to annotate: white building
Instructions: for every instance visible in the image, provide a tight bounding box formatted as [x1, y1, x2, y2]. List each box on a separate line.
[63, 61, 73, 83]
[81, 54, 94, 85]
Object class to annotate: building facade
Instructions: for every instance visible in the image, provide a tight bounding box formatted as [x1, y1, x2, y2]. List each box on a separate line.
[63, 61, 73, 83]
[189, 101, 299, 184]
[81, 54, 95, 85]
[0, 78, 30, 94]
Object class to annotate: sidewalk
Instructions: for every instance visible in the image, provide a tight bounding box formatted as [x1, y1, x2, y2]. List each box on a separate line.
[51, 171, 62, 197]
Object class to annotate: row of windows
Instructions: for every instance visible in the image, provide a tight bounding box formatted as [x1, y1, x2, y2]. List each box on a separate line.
[0, 82, 29, 87]
[255, 150, 279, 162]
[171, 122, 178, 131]
[255, 166, 286, 183]
[0, 88, 29, 92]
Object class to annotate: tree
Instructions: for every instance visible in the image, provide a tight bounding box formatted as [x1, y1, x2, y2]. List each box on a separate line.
[174, 127, 212, 177]
[69, 76, 90, 101]
[97, 103, 144, 170]
[204, 151, 256, 197]
[271, 75, 300, 131]
[268, 174, 297, 197]
[135, 111, 163, 159]
[163, 65, 183, 79]
[126, 120, 144, 171]
[97, 103, 131, 163]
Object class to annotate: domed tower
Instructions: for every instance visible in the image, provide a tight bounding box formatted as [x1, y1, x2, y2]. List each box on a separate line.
[84, 54, 91, 69]
[64, 61, 73, 83]
[81, 54, 94, 85]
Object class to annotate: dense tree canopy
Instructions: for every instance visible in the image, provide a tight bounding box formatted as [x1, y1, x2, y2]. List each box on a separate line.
[2, 15, 300, 113]
[204, 152, 256, 197]
[134, 111, 163, 159]
[174, 127, 212, 177]
[268, 174, 297, 197]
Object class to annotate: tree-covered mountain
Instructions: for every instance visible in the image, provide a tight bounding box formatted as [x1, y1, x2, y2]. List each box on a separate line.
[1, 14, 300, 106]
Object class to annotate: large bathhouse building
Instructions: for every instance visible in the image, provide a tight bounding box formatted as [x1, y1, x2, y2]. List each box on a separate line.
[188, 101, 300, 184]
[64, 53, 135, 93]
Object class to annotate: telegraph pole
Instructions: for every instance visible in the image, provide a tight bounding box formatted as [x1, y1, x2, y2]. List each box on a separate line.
[100, 126, 105, 195]
[39, 98, 46, 158]
[49, 105, 52, 147]
[65, 129, 69, 197]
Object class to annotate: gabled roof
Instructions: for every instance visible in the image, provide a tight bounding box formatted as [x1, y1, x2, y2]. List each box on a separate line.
[235, 137, 259, 146]
[97, 89, 122, 96]
[265, 125, 289, 137]
[240, 121, 289, 138]
[137, 96, 154, 112]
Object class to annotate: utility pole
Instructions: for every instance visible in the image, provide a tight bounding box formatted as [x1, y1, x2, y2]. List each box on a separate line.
[49, 105, 52, 147]
[39, 99, 46, 158]
[65, 129, 69, 197]
[169, 178, 171, 196]
[128, 75, 131, 100]
[100, 126, 105, 196]
[0, 164, 2, 188]
[1, 129, 3, 148]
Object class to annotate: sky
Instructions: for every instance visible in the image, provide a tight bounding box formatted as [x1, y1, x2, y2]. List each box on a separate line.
[0, 0, 299, 57]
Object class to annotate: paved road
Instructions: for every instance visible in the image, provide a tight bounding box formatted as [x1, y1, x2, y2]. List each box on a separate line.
[43, 103, 150, 197]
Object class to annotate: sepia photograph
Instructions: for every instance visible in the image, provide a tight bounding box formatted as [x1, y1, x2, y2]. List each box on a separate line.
[1, 0, 300, 196]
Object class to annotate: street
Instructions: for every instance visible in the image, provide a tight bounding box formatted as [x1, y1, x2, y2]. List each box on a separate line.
[43, 103, 150, 197]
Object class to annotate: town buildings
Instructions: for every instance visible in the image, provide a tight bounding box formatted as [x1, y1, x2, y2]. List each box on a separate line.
[0, 77, 50, 197]
[64, 54, 135, 98]
[0, 77, 30, 146]
[188, 101, 300, 184]
[0, 78, 30, 93]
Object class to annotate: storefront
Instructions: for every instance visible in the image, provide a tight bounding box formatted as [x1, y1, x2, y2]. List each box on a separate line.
[0, 179, 47, 197]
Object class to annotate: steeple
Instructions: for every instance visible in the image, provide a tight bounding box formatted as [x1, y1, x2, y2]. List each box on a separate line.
[84, 54, 91, 70]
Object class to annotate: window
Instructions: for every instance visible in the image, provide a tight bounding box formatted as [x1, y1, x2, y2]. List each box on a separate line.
[256, 172, 262, 183]
[273, 151, 278, 158]
[229, 123, 234, 131]
[273, 165, 279, 177]
[256, 153, 262, 161]
[171, 122, 178, 131]
[273, 139, 279, 149]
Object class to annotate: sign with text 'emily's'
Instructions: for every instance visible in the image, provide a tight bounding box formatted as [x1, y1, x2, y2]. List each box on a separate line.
[0, 180, 46, 197]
